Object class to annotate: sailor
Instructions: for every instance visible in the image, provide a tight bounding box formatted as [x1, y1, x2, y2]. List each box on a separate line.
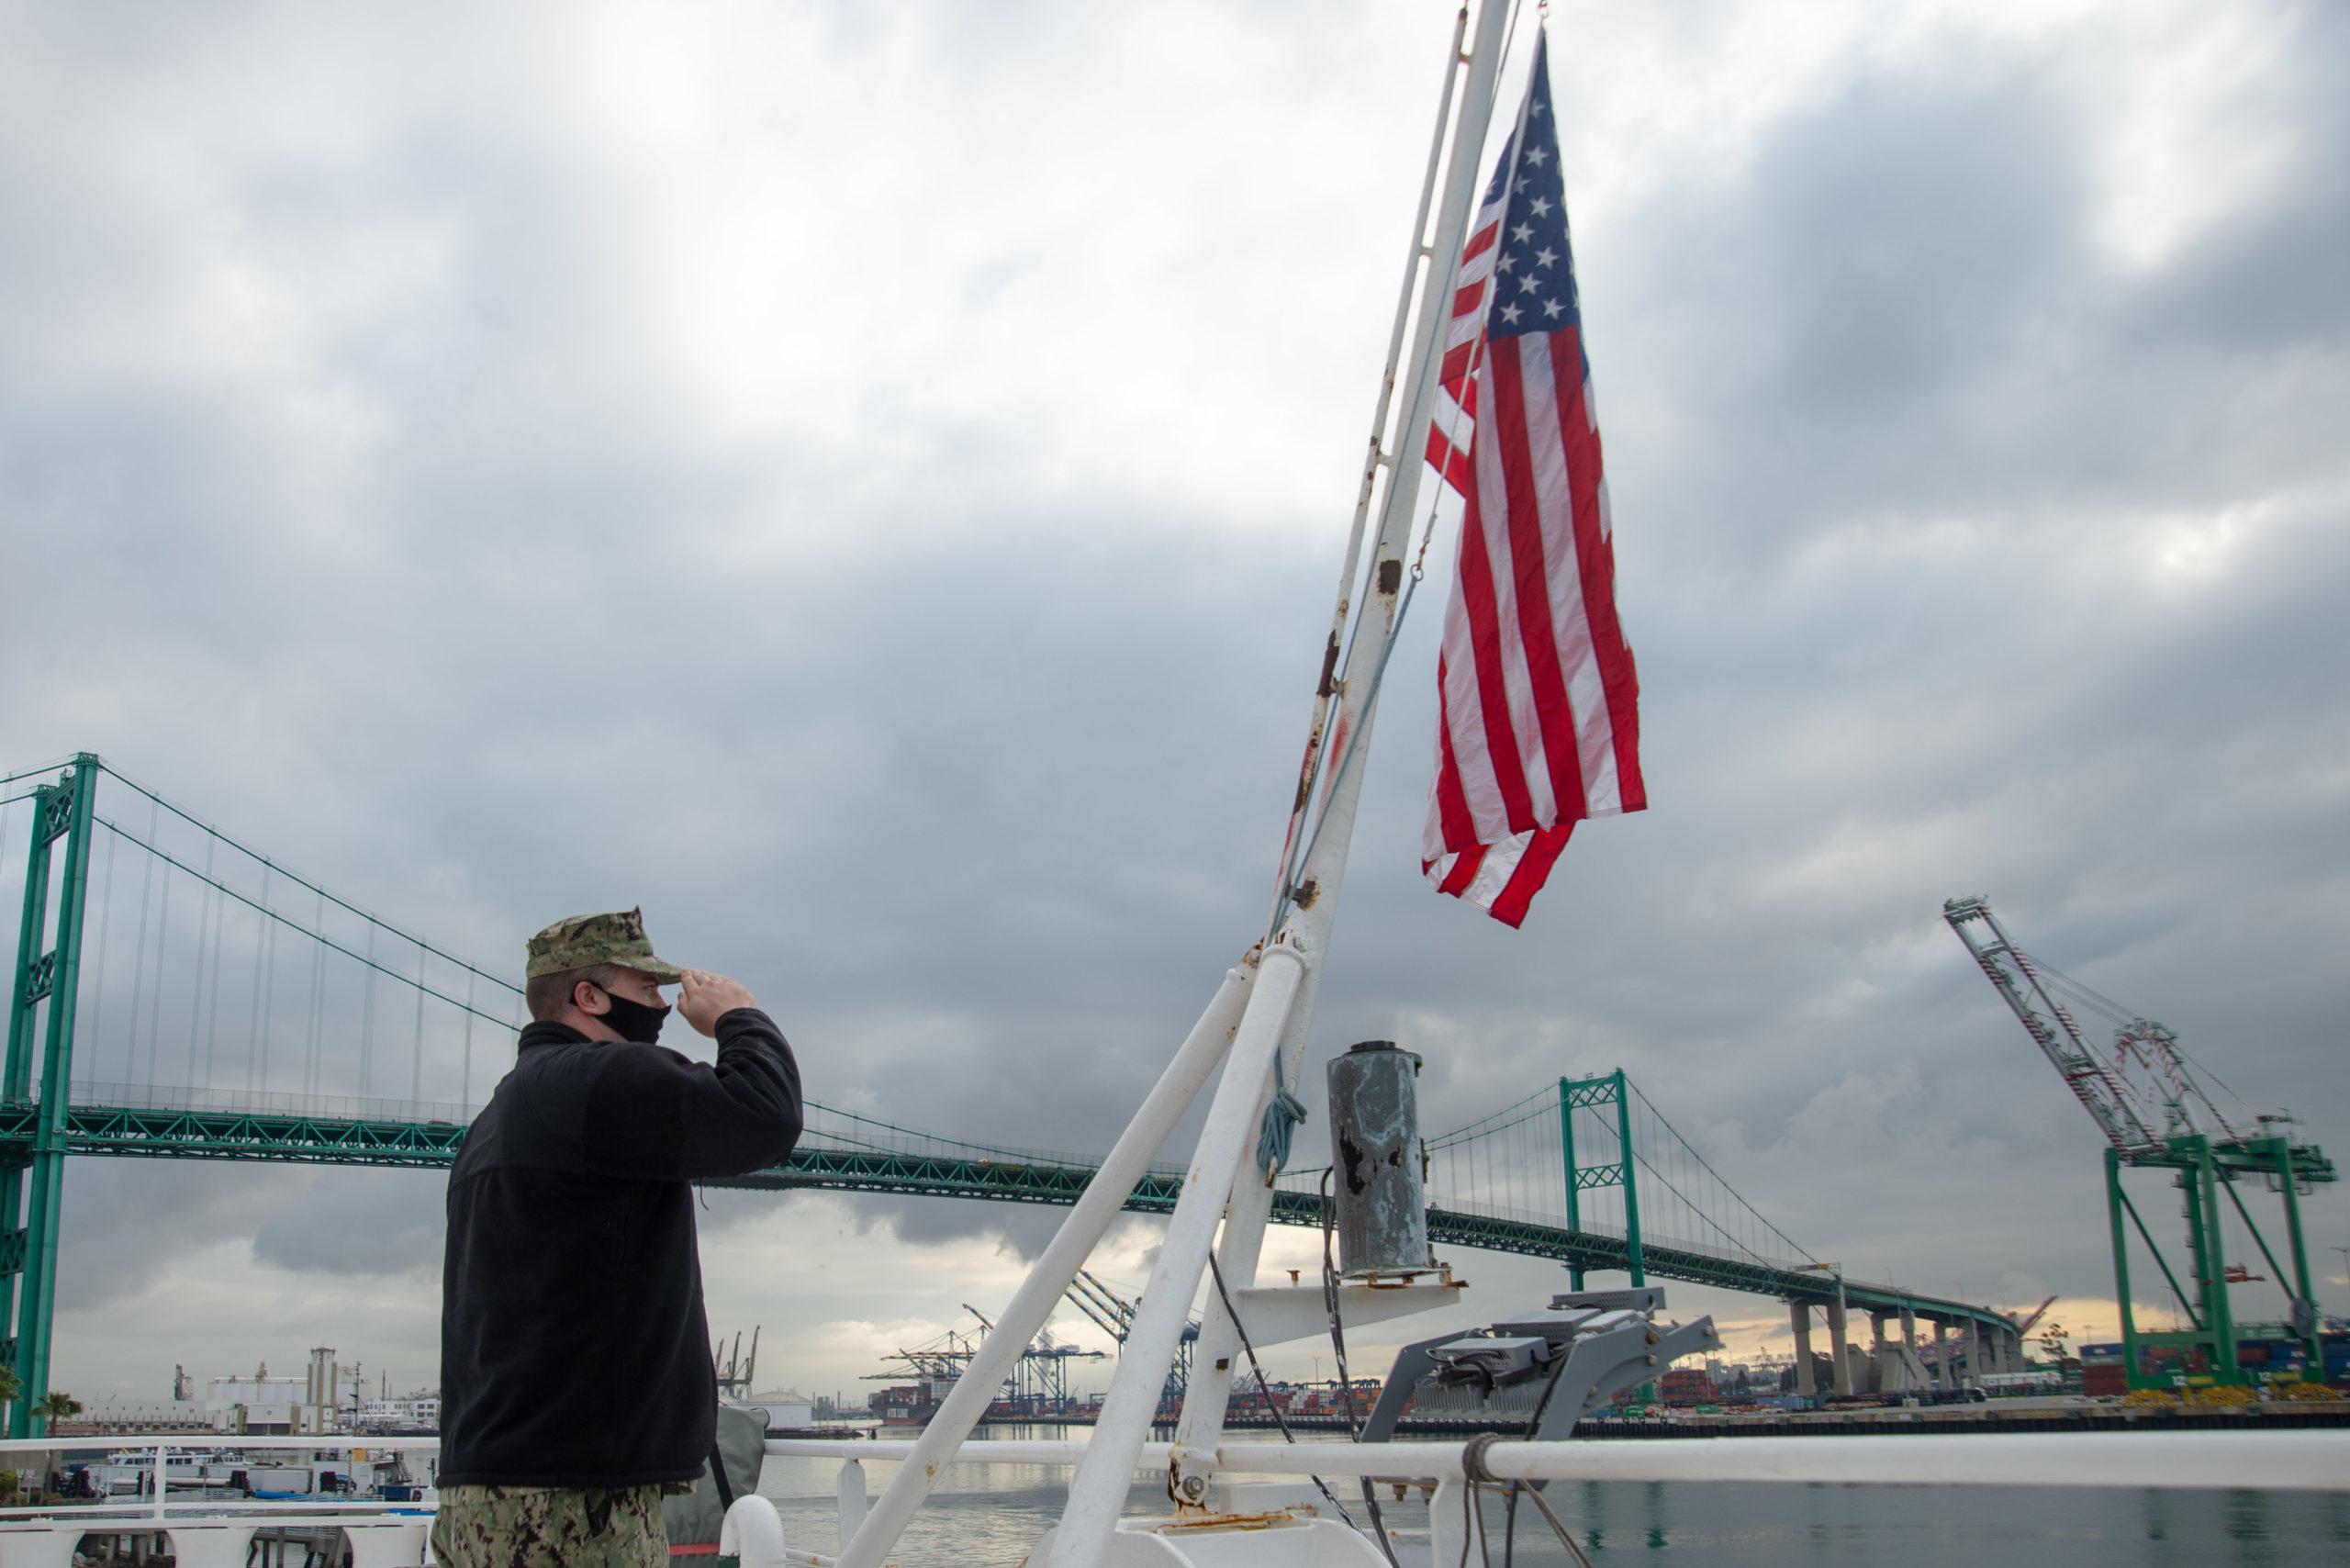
[433, 908, 802, 1568]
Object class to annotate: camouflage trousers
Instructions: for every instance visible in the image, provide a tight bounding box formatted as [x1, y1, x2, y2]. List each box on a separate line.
[431, 1482, 677, 1567]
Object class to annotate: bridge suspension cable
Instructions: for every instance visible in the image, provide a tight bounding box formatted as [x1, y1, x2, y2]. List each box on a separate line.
[1418, 1071, 1819, 1276]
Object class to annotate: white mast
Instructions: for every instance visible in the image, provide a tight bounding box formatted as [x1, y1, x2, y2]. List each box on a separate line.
[833, 6, 1514, 1564]
[1056, 0, 1511, 1552]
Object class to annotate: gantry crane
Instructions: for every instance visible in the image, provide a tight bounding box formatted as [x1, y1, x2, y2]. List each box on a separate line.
[864, 1308, 1103, 1419]
[963, 1305, 1105, 1414]
[714, 1327, 760, 1397]
[1063, 1269, 1196, 1415]
[1945, 896, 2335, 1391]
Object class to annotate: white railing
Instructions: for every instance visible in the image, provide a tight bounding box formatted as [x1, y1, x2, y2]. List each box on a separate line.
[764, 1429, 2350, 1567]
[0, 1433, 436, 1519]
[4, 1428, 2344, 1568]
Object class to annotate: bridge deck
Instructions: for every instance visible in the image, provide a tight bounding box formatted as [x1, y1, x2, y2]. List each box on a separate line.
[0, 1099, 2011, 1331]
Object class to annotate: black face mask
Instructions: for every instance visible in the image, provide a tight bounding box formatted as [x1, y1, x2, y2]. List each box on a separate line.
[594, 991, 671, 1045]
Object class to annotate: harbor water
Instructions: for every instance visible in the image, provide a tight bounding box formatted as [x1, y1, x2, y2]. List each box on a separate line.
[754, 1428, 2350, 1566]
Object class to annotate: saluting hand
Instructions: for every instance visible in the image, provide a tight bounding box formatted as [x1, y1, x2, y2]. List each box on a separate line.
[678, 969, 757, 1037]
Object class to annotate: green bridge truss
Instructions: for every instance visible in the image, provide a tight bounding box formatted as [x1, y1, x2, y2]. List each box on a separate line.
[0, 1093, 2014, 1338]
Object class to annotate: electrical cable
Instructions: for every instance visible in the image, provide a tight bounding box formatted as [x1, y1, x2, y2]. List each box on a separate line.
[1502, 1321, 1578, 1567]
[1202, 1252, 1362, 1532]
[1315, 1169, 1404, 1568]
[1519, 1481, 1595, 1568]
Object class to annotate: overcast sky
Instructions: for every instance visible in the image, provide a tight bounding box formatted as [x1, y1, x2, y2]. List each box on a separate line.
[3, 0, 2346, 1412]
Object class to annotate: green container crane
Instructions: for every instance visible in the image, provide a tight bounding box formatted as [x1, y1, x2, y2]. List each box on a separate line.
[1945, 896, 2334, 1392]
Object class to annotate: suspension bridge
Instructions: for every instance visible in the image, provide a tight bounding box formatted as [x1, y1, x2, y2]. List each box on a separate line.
[1, 755, 2022, 1437]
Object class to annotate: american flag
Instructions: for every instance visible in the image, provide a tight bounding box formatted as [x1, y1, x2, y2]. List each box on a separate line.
[1421, 29, 1644, 927]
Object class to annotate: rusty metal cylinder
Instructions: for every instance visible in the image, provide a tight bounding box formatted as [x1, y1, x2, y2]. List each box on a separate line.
[1326, 1039, 1430, 1275]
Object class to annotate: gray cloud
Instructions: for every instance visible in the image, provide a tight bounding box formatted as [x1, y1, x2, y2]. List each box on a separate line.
[250, 1169, 447, 1278]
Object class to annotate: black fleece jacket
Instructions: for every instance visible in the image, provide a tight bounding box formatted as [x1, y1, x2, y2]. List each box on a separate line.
[437, 1007, 802, 1487]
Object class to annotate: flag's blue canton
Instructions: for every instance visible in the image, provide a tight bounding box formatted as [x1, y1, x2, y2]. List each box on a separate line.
[1486, 37, 1580, 346]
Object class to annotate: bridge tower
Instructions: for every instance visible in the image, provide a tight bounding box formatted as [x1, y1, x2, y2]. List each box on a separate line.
[1557, 1069, 1644, 1288]
[3, 755, 97, 1438]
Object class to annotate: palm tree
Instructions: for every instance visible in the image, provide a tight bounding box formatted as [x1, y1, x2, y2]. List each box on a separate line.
[0, 1365, 18, 1408]
[33, 1392, 80, 1431]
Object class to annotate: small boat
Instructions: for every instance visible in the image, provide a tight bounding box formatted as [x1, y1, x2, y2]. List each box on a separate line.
[97, 1446, 421, 1501]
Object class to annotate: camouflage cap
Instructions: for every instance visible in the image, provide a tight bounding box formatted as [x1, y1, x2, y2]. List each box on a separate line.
[525, 907, 686, 983]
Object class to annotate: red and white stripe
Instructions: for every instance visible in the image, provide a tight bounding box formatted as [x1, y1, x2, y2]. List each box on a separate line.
[1423, 188, 1507, 491]
[1420, 248, 1642, 923]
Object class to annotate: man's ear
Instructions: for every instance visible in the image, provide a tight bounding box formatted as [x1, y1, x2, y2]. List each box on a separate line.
[574, 980, 610, 1016]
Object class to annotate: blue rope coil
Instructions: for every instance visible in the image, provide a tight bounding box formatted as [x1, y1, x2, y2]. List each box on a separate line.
[1257, 1054, 1309, 1182]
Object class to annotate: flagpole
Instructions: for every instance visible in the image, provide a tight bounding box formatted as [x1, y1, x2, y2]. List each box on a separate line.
[1164, 0, 1517, 1495]
[1046, 0, 1516, 1557]
[837, 4, 1516, 1562]
[1264, 0, 1470, 938]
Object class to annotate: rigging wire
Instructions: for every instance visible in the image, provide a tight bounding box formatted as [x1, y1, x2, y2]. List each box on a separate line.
[1201, 1250, 1365, 1538]
[1315, 1170, 1403, 1568]
[2175, 1045, 2255, 1117]
[2028, 951, 2260, 1127]
[1501, 1332, 1584, 1568]
[1260, 0, 1473, 947]
[2023, 952, 2139, 1026]
[1266, 0, 1532, 945]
